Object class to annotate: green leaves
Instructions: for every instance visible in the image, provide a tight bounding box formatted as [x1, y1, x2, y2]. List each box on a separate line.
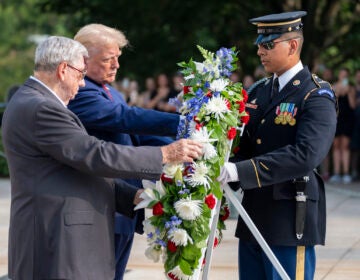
[197, 45, 214, 61]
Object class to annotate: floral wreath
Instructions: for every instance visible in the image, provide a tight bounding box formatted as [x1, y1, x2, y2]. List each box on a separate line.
[135, 45, 249, 280]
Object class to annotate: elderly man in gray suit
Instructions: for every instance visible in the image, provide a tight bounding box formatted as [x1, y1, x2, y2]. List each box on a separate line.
[1, 36, 202, 280]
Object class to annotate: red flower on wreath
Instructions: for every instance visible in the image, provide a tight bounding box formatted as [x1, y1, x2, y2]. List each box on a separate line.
[242, 89, 248, 103]
[236, 100, 245, 113]
[214, 237, 219, 248]
[168, 273, 180, 280]
[220, 206, 230, 221]
[241, 113, 250, 125]
[167, 241, 177, 253]
[205, 194, 216, 209]
[233, 146, 240, 154]
[161, 173, 173, 184]
[183, 86, 191, 94]
[225, 99, 231, 109]
[153, 202, 164, 216]
[227, 127, 237, 140]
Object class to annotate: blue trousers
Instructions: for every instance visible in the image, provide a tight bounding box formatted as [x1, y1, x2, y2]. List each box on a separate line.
[238, 240, 315, 280]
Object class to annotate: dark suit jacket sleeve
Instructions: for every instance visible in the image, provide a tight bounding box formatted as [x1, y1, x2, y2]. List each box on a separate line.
[131, 134, 174, 147]
[233, 90, 337, 190]
[114, 178, 139, 218]
[68, 86, 180, 136]
[34, 101, 163, 180]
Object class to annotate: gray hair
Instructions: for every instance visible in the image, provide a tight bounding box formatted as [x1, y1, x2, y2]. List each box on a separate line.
[34, 36, 89, 72]
[74, 24, 128, 52]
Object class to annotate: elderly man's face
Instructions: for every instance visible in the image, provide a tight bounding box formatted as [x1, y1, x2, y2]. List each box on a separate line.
[85, 42, 121, 85]
[60, 59, 87, 105]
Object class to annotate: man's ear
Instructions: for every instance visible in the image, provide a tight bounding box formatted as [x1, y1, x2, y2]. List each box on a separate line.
[57, 62, 67, 81]
[289, 39, 299, 55]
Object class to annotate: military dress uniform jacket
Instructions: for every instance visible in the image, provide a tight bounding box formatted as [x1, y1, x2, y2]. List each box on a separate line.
[230, 67, 337, 246]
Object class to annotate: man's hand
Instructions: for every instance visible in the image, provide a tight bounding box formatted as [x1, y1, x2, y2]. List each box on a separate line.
[133, 189, 144, 205]
[161, 139, 203, 164]
[217, 162, 239, 185]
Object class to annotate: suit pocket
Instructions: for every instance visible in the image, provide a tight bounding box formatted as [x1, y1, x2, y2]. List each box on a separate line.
[64, 211, 94, 226]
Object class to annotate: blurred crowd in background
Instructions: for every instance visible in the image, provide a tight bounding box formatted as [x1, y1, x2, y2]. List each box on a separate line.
[113, 66, 360, 186]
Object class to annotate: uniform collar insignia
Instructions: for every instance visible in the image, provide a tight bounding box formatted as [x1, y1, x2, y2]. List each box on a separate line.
[293, 80, 301, 86]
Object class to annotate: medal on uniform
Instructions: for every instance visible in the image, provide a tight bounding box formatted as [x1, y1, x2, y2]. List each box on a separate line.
[274, 103, 298, 125]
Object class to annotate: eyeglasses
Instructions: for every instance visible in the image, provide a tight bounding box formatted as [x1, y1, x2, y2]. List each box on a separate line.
[67, 64, 87, 79]
[258, 37, 300, 50]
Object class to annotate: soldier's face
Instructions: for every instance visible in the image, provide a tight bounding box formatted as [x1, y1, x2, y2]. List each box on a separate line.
[257, 36, 298, 76]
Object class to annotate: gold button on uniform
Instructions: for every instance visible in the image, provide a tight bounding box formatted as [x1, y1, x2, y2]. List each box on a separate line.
[256, 138, 262, 144]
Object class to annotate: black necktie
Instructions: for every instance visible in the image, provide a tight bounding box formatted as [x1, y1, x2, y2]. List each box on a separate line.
[271, 77, 279, 99]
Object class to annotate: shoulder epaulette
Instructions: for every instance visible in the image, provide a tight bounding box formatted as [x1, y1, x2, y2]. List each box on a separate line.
[247, 77, 270, 95]
[311, 74, 333, 91]
[304, 74, 335, 101]
[302, 73, 338, 113]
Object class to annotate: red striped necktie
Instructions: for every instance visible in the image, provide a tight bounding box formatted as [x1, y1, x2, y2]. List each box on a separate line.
[102, 84, 113, 101]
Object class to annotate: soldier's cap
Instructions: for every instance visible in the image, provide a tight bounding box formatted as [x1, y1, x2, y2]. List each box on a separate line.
[250, 11, 307, 44]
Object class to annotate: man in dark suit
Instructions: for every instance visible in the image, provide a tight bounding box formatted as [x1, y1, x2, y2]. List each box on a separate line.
[67, 24, 183, 280]
[1, 36, 202, 280]
[218, 11, 337, 279]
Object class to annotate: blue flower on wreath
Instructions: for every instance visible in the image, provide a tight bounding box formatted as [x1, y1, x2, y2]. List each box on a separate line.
[216, 47, 235, 77]
[165, 216, 183, 237]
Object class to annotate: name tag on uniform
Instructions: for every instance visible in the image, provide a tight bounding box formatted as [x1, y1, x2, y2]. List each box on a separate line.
[246, 98, 258, 109]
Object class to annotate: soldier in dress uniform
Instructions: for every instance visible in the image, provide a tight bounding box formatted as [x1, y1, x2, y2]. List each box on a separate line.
[218, 11, 337, 279]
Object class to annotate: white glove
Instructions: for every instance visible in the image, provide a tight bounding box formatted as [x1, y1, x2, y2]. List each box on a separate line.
[217, 162, 239, 185]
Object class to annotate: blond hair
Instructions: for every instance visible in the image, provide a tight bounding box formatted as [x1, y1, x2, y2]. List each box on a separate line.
[74, 24, 128, 52]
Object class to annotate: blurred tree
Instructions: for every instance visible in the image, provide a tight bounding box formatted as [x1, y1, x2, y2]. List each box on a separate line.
[0, 0, 71, 101]
[37, 0, 360, 83]
[0, 0, 358, 93]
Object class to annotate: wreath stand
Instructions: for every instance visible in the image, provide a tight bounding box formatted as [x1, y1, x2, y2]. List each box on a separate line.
[201, 126, 290, 280]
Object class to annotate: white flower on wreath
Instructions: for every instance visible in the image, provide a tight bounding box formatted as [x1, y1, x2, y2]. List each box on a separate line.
[169, 228, 193, 247]
[184, 73, 195, 80]
[134, 180, 166, 210]
[145, 245, 162, 263]
[167, 265, 192, 280]
[209, 78, 229, 92]
[190, 127, 217, 160]
[204, 95, 230, 121]
[179, 102, 190, 115]
[143, 219, 156, 236]
[186, 161, 211, 189]
[194, 62, 206, 74]
[174, 197, 203, 221]
[163, 163, 184, 178]
[194, 61, 221, 80]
